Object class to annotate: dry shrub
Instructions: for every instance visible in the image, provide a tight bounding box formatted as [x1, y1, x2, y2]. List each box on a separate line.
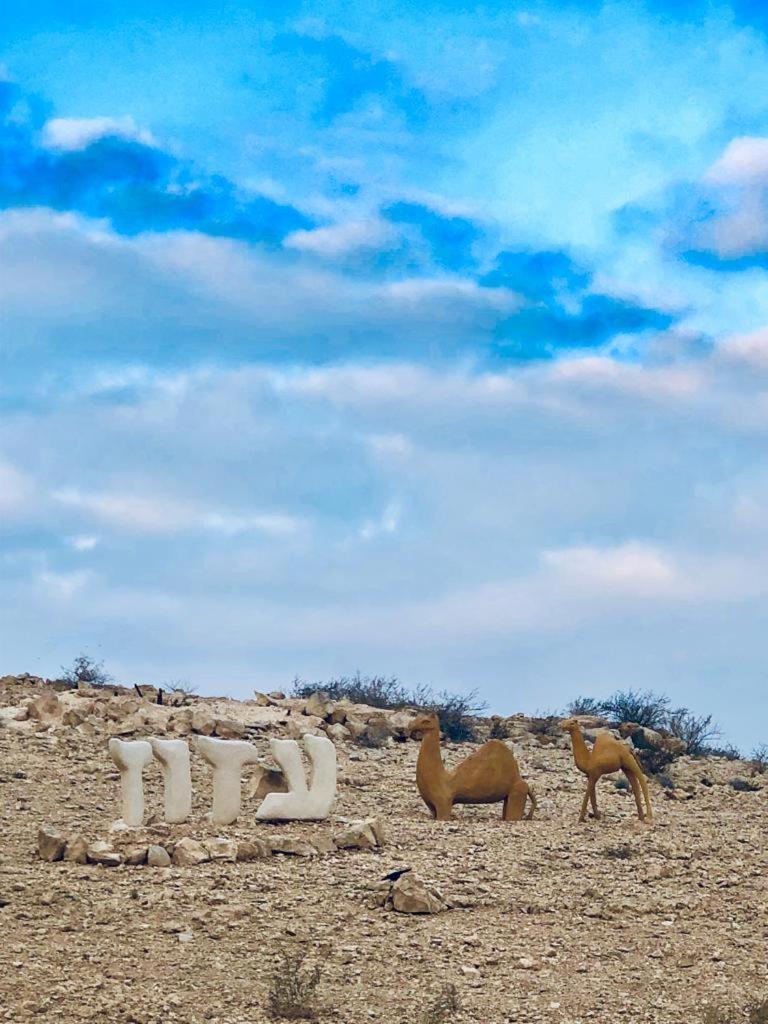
[266, 951, 323, 1020]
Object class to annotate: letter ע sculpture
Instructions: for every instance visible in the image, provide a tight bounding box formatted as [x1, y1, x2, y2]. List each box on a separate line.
[197, 737, 262, 825]
[410, 713, 536, 821]
[108, 738, 154, 827]
[149, 738, 192, 824]
[560, 718, 653, 823]
[256, 734, 337, 821]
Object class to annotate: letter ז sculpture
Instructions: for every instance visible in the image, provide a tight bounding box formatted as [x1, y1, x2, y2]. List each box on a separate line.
[108, 738, 154, 827]
[560, 717, 652, 823]
[410, 713, 536, 821]
[256, 734, 337, 821]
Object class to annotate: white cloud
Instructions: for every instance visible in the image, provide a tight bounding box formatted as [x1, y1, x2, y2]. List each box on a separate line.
[284, 219, 397, 257]
[542, 542, 681, 597]
[0, 460, 31, 516]
[68, 535, 100, 552]
[705, 136, 768, 186]
[41, 116, 156, 151]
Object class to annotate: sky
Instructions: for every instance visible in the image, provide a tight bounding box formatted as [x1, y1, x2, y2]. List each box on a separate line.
[3, 1, 768, 750]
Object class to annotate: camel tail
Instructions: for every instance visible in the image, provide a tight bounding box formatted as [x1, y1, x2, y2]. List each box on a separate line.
[526, 784, 537, 820]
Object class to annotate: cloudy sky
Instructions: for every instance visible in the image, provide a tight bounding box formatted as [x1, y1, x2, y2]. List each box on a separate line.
[3, 1, 768, 749]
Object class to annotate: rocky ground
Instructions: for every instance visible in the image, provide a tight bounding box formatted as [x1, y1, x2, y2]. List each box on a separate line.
[1, 674, 767, 1024]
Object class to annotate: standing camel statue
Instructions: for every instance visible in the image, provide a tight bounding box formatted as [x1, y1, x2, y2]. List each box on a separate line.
[410, 713, 536, 821]
[560, 718, 652, 823]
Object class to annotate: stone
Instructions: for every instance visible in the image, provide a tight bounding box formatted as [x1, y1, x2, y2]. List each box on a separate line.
[344, 716, 368, 740]
[149, 738, 192, 823]
[191, 708, 217, 735]
[269, 837, 318, 857]
[304, 692, 335, 719]
[197, 736, 262, 824]
[204, 837, 237, 862]
[246, 762, 288, 802]
[147, 844, 171, 867]
[287, 715, 324, 740]
[325, 722, 351, 743]
[124, 845, 150, 865]
[63, 835, 89, 864]
[87, 841, 122, 867]
[256, 735, 337, 821]
[267, 691, 285, 701]
[388, 872, 448, 914]
[333, 818, 385, 851]
[108, 738, 154, 827]
[213, 717, 247, 739]
[236, 839, 271, 861]
[38, 827, 66, 862]
[172, 837, 210, 866]
[253, 691, 273, 706]
[27, 692, 61, 726]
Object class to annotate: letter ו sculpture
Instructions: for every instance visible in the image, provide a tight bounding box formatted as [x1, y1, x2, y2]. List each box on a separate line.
[410, 713, 536, 821]
[197, 737, 262, 825]
[256, 734, 337, 821]
[149, 738, 192, 823]
[560, 717, 653, 823]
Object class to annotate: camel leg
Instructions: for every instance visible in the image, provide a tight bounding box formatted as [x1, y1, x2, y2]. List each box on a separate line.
[525, 785, 537, 821]
[503, 784, 528, 821]
[625, 769, 645, 821]
[589, 777, 601, 819]
[578, 785, 591, 823]
[636, 769, 653, 823]
[433, 799, 453, 821]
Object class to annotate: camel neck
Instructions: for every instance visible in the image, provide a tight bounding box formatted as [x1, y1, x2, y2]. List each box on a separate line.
[570, 728, 592, 773]
[417, 730, 445, 777]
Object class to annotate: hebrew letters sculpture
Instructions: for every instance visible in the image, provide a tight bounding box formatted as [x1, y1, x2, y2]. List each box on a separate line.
[108, 734, 337, 826]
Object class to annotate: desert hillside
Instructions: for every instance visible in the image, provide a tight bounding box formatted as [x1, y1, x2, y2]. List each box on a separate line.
[1, 673, 766, 1024]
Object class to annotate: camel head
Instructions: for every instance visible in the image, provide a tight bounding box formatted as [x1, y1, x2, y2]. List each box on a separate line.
[408, 712, 441, 738]
[558, 717, 580, 734]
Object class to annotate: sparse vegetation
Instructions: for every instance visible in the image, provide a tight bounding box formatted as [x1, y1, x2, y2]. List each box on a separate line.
[488, 716, 511, 739]
[604, 843, 633, 860]
[666, 709, 720, 756]
[167, 678, 198, 697]
[750, 743, 768, 774]
[422, 983, 461, 1024]
[730, 777, 761, 792]
[599, 689, 671, 730]
[266, 951, 323, 1021]
[58, 653, 112, 688]
[291, 673, 486, 742]
[566, 696, 604, 716]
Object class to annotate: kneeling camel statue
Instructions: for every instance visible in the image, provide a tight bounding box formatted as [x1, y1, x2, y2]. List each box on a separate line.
[410, 713, 536, 821]
[560, 717, 652, 823]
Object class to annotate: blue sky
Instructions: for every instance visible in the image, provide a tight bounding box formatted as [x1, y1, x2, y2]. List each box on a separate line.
[3, 1, 768, 750]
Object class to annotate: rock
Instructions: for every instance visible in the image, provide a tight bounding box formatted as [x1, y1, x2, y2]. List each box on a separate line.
[27, 693, 61, 727]
[213, 717, 247, 739]
[313, 834, 337, 855]
[87, 841, 122, 867]
[304, 692, 335, 719]
[236, 839, 271, 861]
[253, 691, 273, 706]
[38, 827, 66, 862]
[172, 837, 210, 866]
[63, 834, 89, 864]
[124, 845, 150, 865]
[267, 691, 286, 701]
[387, 872, 448, 914]
[344, 716, 367, 740]
[388, 710, 417, 739]
[205, 837, 238, 862]
[135, 684, 159, 701]
[287, 715, 324, 739]
[268, 837, 318, 857]
[333, 818, 385, 851]
[191, 708, 217, 735]
[730, 777, 761, 792]
[246, 764, 287, 801]
[325, 722, 351, 743]
[0, 705, 28, 723]
[363, 716, 394, 746]
[147, 844, 171, 867]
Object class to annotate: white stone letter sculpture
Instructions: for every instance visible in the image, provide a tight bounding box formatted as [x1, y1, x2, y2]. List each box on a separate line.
[108, 738, 153, 827]
[256, 734, 336, 821]
[149, 738, 192, 824]
[197, 736, 261, 825]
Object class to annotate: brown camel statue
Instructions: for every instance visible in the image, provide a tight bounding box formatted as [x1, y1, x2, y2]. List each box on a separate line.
[560, 717, 652, 823]
[410, 713, 536, 821]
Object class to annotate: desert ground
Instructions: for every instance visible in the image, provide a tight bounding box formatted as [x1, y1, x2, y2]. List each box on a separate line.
[1, 675, 766, 1024]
